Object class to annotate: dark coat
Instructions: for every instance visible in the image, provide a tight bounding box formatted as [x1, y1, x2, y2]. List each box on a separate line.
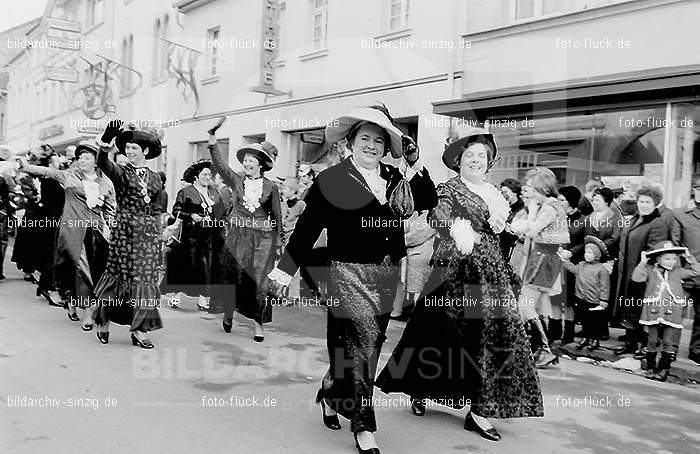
[675, 202, 700, 260]
[407, 166, 437, 213]
[657, 203, 681, 245]
[565, 209, 587, 263]
[500, 199, 525, 260]
[585, 207, 624, 259]
[615, 209, 668, 310]
[278, 157, 409, 276]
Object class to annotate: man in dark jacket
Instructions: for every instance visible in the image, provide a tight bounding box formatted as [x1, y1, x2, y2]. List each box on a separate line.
[652, 183, 681, 245]
[675, 177, 700, 364]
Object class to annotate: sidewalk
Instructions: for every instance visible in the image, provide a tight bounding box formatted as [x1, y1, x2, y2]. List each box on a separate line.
[554, 324, 699, 385]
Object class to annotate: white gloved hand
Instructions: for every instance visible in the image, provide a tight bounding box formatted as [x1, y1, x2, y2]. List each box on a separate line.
[450, 218, 475, 255]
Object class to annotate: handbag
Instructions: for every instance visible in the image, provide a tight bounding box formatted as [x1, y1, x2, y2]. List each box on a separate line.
[389, 178, 414, 219]
[162, 212, 183, 248]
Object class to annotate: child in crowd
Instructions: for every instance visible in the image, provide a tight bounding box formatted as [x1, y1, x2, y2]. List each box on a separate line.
[558, 236, 610, 351]
[632, 241, 700, 381]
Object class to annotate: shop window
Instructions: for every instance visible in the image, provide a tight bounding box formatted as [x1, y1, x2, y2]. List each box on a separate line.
[192, 139, 229, 163]
[487, 106, 668, 195]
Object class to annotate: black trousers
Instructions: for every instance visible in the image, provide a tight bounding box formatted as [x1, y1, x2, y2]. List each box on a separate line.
[582, 308, 606, 340]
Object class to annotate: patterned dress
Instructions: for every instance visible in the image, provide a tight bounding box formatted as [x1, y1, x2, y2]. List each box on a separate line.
[376, 176, 544, 419]
[92, 149, 163, 332]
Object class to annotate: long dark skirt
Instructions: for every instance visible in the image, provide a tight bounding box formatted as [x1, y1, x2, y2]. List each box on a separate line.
[376, 258, 544, 419]
[11, 207, 52, 275]
[55, 227, 109, 307]
[319, 257, 399, 433]
[214, 226, 276, 324]
[160, 229, 214, 297]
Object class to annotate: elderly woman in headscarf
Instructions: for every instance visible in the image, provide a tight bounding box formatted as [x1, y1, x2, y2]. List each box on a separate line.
[376, 128, 543, 445]
[206, 118, 282, 343]
[17, 141, 115, 329]
[92, 120, 165, 348]
[160, 159, 222, 311]
[268, 104, 428, 454]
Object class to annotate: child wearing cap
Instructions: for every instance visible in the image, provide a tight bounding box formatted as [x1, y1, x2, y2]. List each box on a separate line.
[632, 241, 700, 381]
[558, 236, 610, 351]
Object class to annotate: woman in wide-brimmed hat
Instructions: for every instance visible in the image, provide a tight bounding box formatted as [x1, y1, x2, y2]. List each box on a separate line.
[92, 120, 164, 348]
[268, 104, 427, 454]
[160, 159, 223, 311]
[205, 117, 282, 342]
[17, 141, 116, 329]
[376, 127, 544, 444]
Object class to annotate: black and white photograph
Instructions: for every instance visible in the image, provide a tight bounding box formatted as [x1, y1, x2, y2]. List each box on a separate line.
[0, 0, 698, 453]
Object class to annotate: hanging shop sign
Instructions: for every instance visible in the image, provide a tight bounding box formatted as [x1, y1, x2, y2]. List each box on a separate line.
[44, 66, 80, 83]
[38, 124, 65, 140]
[250, 0, 283, 95]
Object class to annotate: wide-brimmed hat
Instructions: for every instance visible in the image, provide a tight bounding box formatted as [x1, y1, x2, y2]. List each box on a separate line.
[74, 140, 99, 159]
[183, 159, 213, 183]
[236, 142, 277, 172]
[584, 235, 608, 262]
[325, 107, 404, 159]
[442, 127, 497, 171]
[115, 129, 162, 160]
[646, 241, 688, 259]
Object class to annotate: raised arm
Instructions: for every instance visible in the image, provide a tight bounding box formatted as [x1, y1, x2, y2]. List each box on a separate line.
[96, 119, 127, 186]
[19, 163, 66, 185]
[208, 138, 242, 189]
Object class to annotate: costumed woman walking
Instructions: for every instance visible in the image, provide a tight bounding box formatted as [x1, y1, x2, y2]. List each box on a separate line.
[17, 141, 115, 329]
[160, 159, 222, 311]
[207, 118, 282, 342]
[376, 128, 544, 443]
[92, 120, 164, 348]
[268, 104, 424, 454]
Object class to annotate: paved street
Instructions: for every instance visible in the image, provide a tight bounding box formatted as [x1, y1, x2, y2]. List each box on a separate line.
[1, 260, 699, 454]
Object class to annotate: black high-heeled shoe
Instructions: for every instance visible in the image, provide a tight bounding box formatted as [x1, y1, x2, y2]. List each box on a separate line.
[67, 312, 80, 322]
[410, 398, 426, 416]
[37, 288, 64, 307]
[96, 331, 109, 344]
[222, 318, 232, 333]
[354, 433, 380, 454]
[315, 389, 341, 430]
[131, 333, 154, 349]
[464, 412, 501, 441]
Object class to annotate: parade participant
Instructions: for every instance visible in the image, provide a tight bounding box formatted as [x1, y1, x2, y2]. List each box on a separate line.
[614, 186, 668, 357]
[510, 167, 569, 368]
[268, 104, 417, 454]
[17, 141, 116, 329]
[632, 242, 700, 380]
[377, 128, 543, 444]
[278, 177, 306, 301]
[160, 159, 222, 311]
[499, 178, 525, 261]
[92, 120, 164, 348]
[0, 146, 15, 282]
[207, 117, 282, 342]
[297, 163, 315, 201]
[12, 145, 65, 305]
[559, 236, 610, 351]
[389, 134, 437, 321]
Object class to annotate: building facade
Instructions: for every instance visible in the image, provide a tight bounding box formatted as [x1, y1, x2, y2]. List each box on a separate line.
[434, 0, 700, 207]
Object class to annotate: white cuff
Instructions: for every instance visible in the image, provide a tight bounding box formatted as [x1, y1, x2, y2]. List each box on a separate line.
[267, 267, 293, 286]
[95, 138, 113, 149]
[450, 218, 475, 255]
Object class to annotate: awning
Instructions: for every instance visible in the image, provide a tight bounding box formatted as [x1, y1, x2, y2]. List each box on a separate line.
[433, 65, 700, 121]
